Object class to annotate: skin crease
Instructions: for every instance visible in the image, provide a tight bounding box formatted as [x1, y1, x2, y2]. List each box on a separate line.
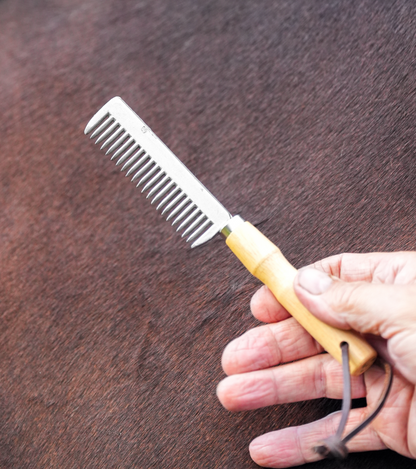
[216, 252, 416, 468]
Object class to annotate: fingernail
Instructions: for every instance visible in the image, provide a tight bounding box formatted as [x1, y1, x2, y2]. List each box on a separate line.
[298, 268, 333, 295]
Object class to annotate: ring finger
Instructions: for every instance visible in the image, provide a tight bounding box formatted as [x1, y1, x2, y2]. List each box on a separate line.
[217, 354, 366, 412]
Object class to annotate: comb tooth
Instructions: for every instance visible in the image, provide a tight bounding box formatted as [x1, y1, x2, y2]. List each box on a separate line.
[121, 149, 146, 173]
[166, 197, 190, 221]
[147, 175, 170, 198]
[151, 180, 175, 204]
[126, 153, 152, 177]
[176, 208, 200, 232]
[90, 115, 113, 138]
[106, 133, 129, 155]
[142, 171, 165, 193]
[116, 143, 140, 166]
[171, 202, 195, 225]
[181, 215, 206, 238]
[125, 152, 148, 176]
[186, 219, 211, 243]
[182, 213, 205, 238]
[191, 224, 222, 248]
[85, 113, 110, 135]
[100, 127, 124, 149]
[111, 137, 135, 160]
[161, 191, 185, 215]
[95, 121, 119, 144]
[131, 159, 154, 181]
[136, 165, 160, 187]
[156, 187, 180, 211]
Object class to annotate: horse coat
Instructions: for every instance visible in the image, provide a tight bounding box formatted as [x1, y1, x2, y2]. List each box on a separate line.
[0, 1, 415, 467]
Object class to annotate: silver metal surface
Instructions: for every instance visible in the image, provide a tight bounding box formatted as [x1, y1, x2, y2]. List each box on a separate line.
[220, 215, 245, 239]
[85, 97, 232, 248]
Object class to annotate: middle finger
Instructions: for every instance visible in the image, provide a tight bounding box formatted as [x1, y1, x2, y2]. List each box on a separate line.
[222, 317, 323, 376]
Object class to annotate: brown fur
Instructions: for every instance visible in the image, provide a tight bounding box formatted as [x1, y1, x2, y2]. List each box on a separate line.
[0, 1, 416, 467]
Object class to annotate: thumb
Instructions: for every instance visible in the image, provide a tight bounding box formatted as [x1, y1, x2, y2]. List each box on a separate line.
[293, 267, 416, 338]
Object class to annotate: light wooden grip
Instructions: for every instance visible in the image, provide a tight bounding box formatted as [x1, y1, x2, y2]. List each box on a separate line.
[226, 222, 377, 376]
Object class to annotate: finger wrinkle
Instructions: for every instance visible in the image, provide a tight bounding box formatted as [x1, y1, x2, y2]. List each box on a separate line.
[266, 324, 282, 366]
[271, 318, 323, 364]
[294, 425, 308, 466]
[249, 437, 279, 468]
[312, 255, 341, 278]
[315, 252, 382, 282]
[222, 328, 279, 375]
[314, 355, 327, 399]
[325, 359, 366, 399]
[341, 408, 387, 453]
[250, 428, 314, 468]
[251, 285, 289, 323]
[218, 373, 276, 411]
[311, 336, 323, 356]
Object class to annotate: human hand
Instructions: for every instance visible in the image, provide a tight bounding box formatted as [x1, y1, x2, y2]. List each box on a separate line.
[217, 252, 416, 467]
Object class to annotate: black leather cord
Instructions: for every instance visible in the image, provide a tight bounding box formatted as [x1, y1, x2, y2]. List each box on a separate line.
[314, 343, 393, 460]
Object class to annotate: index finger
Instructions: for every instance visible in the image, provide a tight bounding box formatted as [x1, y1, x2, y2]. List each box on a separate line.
[250, 285, 290, 323]
[310, 252, 406, 283]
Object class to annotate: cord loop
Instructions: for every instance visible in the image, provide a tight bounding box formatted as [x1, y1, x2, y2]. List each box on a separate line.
[314, 342, 393, 460]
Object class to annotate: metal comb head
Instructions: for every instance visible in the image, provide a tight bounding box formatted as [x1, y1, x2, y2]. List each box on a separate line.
[84, 97, 232, 247]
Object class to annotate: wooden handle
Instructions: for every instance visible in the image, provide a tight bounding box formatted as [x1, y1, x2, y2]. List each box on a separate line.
[226, 222, 377, 376]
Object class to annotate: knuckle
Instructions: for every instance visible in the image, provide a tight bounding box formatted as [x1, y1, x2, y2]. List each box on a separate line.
[329, 281, 364, 314]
